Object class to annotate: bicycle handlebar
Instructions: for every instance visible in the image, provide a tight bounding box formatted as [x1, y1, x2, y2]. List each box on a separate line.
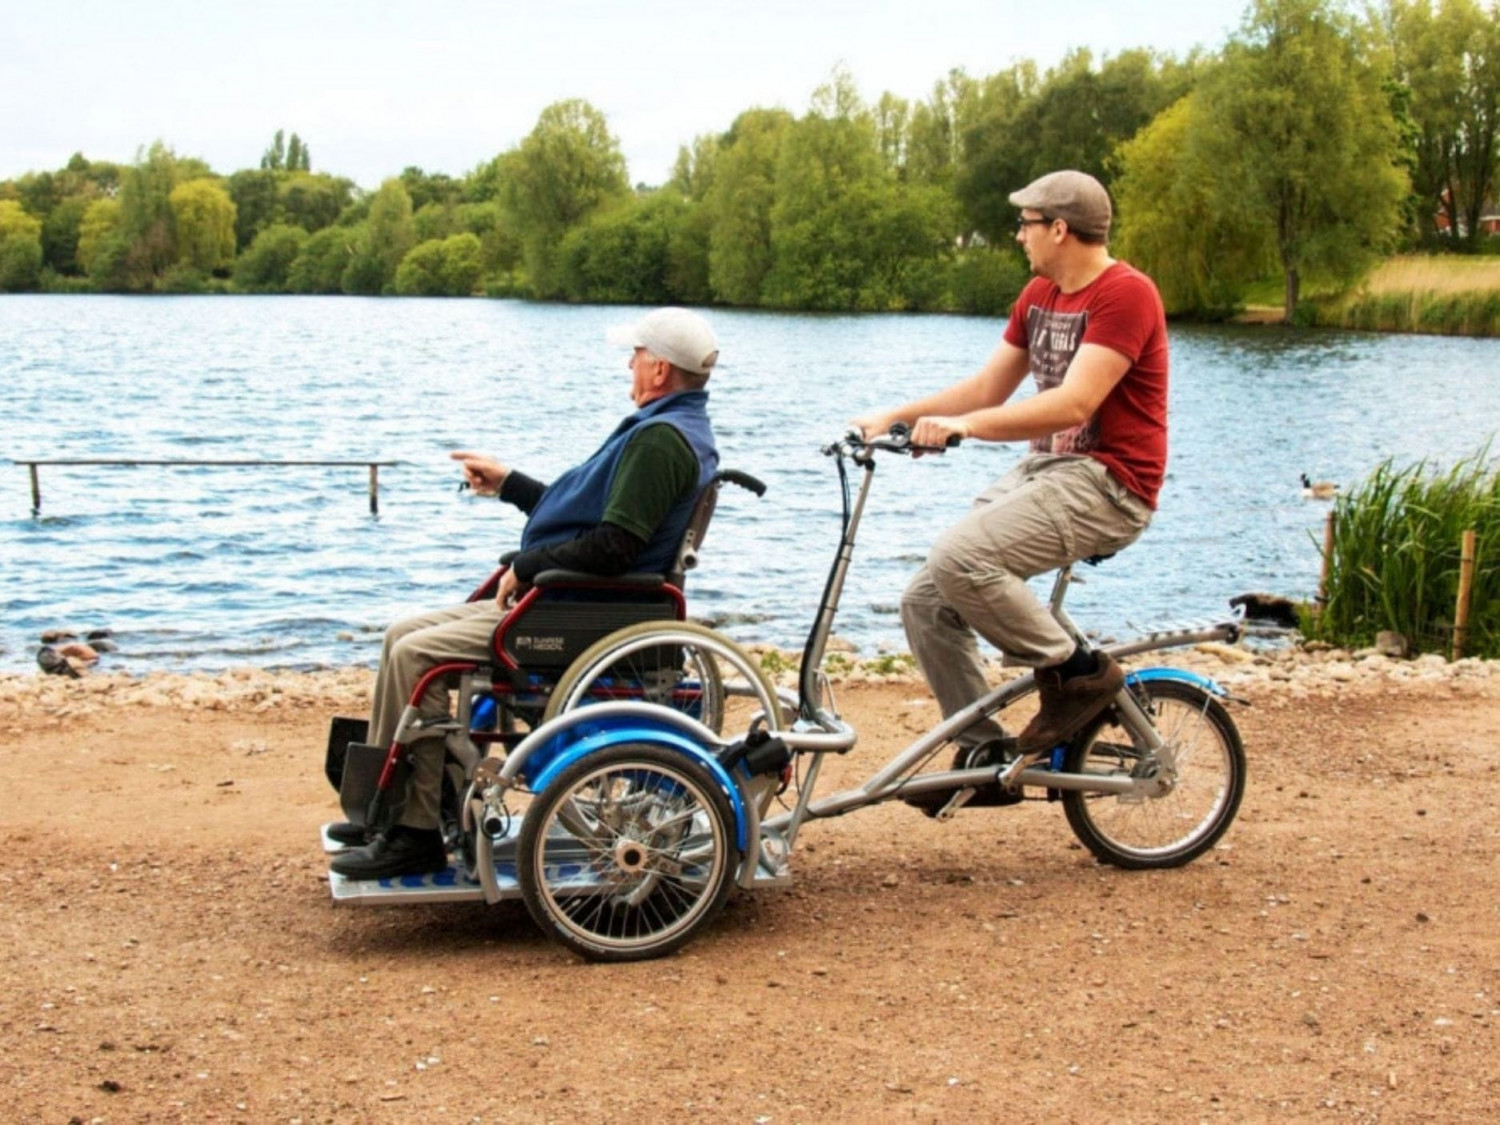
[827, 422, 962, 459]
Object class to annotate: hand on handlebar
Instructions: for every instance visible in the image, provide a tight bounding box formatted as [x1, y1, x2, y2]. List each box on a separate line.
[909, 416, 968, 456]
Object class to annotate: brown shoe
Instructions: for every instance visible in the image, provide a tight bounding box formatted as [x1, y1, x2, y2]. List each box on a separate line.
[1017, 652, 1125, 756]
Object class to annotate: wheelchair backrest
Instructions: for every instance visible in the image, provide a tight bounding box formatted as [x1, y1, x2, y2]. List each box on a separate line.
[497, 585, 681, 672]
[491, 468, 766, 672]
[667, 468, 766, 589]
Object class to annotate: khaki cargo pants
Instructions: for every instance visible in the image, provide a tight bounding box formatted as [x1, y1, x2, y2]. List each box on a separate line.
[899, 454, 1152, 744]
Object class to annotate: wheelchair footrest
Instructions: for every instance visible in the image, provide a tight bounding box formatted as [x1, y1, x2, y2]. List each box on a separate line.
[327, 862, 486, 905]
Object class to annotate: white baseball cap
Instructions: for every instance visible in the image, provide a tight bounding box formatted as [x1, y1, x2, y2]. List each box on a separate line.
[607, 307, 719, 376]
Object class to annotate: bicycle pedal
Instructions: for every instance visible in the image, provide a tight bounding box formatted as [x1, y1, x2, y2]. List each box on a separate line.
[934, 787, 976, 821]
[900, 786, 972, 819]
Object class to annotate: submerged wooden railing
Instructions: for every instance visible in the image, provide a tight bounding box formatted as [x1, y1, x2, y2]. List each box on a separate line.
[11, 458, 401, 516]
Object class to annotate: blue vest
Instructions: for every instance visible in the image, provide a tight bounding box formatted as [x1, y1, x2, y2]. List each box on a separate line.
[520, 390, 718, 576]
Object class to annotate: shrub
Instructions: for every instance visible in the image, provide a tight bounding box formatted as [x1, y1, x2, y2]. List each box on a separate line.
[1312, 447, 1499, 658]
[233, 223, 309, 292]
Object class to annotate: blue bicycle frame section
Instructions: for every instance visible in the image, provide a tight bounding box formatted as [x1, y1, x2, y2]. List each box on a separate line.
[511, 706, 750, 853]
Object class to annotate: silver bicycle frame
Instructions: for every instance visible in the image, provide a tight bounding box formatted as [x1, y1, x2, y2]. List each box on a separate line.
[762, 444, 1242, 851]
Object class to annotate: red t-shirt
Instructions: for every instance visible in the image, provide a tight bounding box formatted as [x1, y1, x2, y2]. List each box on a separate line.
[1001, 261, 1169, 508]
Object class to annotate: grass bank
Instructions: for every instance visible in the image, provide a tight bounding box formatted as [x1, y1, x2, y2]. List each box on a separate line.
[1309, 255, 1500, 336]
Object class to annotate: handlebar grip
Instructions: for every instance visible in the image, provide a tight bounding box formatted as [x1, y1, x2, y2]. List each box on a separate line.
[716, 468, 768, 497]
[887, 421, 960, 448]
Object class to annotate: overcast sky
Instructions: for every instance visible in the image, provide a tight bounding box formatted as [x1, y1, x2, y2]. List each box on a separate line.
[3, 0, 1251, 191]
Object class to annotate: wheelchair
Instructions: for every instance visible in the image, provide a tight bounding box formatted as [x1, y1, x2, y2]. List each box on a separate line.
[322, 468, 783, 898]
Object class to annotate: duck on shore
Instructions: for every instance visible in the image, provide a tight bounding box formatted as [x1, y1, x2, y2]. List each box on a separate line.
[1301, 473, 1340, 500]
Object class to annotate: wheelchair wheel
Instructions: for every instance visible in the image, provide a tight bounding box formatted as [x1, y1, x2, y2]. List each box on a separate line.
[1061, 679, 1245, 869]
[516, 743, 740, 961]
[542, 621, 783, 735]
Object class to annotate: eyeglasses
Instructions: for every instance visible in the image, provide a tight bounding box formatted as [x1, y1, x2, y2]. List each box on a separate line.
[1016, 216, 1053, 232]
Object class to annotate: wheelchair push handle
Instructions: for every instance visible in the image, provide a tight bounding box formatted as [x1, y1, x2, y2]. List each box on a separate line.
[715, 468, 768, 497]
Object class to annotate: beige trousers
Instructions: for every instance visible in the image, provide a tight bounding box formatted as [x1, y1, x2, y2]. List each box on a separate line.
[899, 455, 1152, 744]
[369, 599, 504, 829]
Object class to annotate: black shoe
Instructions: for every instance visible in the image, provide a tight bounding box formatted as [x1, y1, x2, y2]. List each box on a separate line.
[325, 821, 372, 847]
[329, 826, 447, 880]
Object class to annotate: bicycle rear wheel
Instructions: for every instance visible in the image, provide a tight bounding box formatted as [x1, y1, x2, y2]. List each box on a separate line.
[1061, 678, 1245, 869]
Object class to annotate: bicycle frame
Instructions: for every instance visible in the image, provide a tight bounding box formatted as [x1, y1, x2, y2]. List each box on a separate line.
[760, 431, 1244, 852]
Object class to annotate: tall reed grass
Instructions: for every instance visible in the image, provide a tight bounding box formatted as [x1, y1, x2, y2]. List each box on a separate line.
[1311, 446, 1499, 658]
[1312, 255, 1500, 336]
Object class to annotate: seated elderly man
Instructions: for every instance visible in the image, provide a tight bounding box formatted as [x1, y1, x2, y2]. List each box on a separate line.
[332, 307, 722, 880]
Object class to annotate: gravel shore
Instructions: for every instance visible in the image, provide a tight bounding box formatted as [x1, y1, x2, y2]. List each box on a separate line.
[4, 641, 1494, 721]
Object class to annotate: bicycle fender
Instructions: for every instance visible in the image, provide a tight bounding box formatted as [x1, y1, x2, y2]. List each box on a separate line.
[524, 714, 749, 853]
[1125, 666, 1228, 697]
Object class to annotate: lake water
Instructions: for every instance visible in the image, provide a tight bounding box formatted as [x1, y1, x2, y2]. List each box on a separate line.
[3, 294, 1498, 675]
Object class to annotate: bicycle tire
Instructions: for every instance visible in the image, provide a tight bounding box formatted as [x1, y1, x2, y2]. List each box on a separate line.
[1061, 678, 1245, 869]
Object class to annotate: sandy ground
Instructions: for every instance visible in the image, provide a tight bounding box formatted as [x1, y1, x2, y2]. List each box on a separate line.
[3, 659, 1499, 1123]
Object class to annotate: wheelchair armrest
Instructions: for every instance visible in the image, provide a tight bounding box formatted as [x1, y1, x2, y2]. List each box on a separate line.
[531, 569, 667, 591]
[498, 549, 520, 566]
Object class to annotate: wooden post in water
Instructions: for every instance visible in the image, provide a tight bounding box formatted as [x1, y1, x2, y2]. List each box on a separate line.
[1453, 528, 1477, 660]
[369, 464, 380, 515]
[28, 463, 40, 516]
[1317, 510, 1337, 609]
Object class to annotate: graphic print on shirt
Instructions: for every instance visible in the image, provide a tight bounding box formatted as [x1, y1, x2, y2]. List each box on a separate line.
[1024, 305, 1098, 456]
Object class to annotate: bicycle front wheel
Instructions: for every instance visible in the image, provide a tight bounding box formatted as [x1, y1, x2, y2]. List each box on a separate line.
[1062, 678, 1245, 869]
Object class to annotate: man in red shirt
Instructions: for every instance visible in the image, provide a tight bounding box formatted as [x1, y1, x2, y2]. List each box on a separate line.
[854, 170, 1167, 772]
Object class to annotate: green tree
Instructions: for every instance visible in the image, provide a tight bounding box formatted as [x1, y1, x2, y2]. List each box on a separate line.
[285, 132, 310, 172]
[1114, 93, 1276, 314]
[76, 198, 121, 277]
[906, 69, 980, 190]
[262, 129, 286, 171]
[41, 196, 90, 275]
[502, 99, 630, 297]
[393, 232, 484, 296]
[289, 224, 358, 293]
[227, 169, 281, 250]
[704, 107, 793, 305]
[341, 178, 415, 294]
[278, 172, 352, 233]
[413, 201, 460, 242]
[170, 179, 237, 273]
[956, 50, 1188, 245]
[1379, 0, 1500, 245]
[233, 223, 308, 292]
[452, 200, 522, 287]
[669, 134, 719, 200]
[399, 166, 459, 211]
[873, 92, 911, 174]
[0, 200, 44, 290]
[113, 141, 192, 290]
[557, 191, 705, 303]
[954, 63, 1041, 243]
[761, 71, 895, 309]
[1208, 0, 1408, 318]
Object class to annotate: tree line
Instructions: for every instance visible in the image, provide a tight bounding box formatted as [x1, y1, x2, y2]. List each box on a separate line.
[2, 0, 1497, 323]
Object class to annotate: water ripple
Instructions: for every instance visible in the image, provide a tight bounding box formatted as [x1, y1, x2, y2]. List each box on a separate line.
[3, 295, 1498, 673]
